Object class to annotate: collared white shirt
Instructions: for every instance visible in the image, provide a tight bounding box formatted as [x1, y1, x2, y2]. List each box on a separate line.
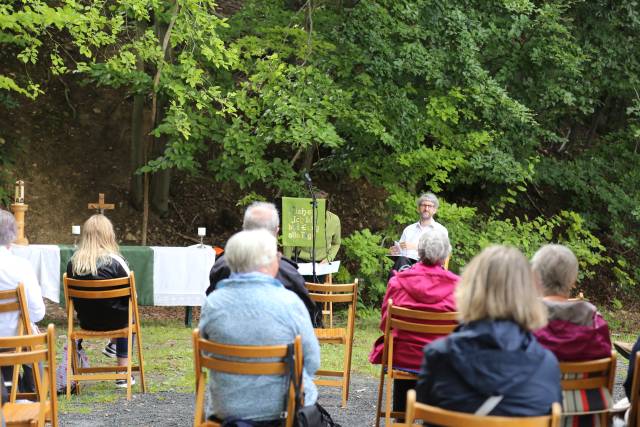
[0, 246, 45, 337]
[399, 220, 449, 260]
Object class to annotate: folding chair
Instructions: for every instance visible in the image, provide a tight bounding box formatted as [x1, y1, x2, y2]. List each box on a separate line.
[0, 283, 43, 403]
[628, 352, 640, 427]
[558, 352, 616, 426]
[375, 299, 458, 427]
[0, 324, 58, 427]
[63, 272, 146, 400]
[404, 389, 561, 427]
[192, 329, 302, 427]
[305, 274, 336, 327]
[305, 280, 357, 408]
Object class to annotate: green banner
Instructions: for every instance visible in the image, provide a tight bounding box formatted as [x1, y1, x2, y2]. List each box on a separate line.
[281, 197, 326, 247]
[59, 245, 155, 306]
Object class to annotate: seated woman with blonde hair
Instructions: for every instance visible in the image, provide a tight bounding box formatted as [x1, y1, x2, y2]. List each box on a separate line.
[532, 244, 611, 361]
[416, 245, 561, 416]
[67, 214, 133, 387]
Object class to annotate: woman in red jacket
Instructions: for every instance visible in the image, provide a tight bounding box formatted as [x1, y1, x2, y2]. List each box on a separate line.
[369, 229, 459, 411]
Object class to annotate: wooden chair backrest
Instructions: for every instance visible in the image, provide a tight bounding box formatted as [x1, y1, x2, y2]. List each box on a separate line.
[0, 283, 33, 335]
[63, 274, 134, 300]
[405, 389, 561, 427]
[192, 330, 303, 427]
[558, 352, 616, 391]
[0, 324, 58, 427]
[386, 300, 458, 336]
[628, 352, 640, 427]
[305, 281, 358, 305]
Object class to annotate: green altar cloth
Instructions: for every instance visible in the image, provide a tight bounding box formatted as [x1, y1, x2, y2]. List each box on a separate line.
[59, 245, 155, 305]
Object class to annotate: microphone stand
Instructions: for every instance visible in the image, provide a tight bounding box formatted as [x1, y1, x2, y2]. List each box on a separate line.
[305, 175, 318, 282]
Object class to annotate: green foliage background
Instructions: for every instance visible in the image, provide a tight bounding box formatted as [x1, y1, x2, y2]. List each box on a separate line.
[1, 0, 639, 306]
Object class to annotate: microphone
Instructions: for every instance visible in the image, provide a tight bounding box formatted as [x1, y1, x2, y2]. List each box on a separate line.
[304, 172, 312, 185]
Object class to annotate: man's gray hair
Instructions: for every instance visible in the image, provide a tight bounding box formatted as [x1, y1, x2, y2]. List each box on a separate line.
[225, 229, 278, 274]
[242, 202, 280, 234]
[417, 192, 439, 209]
[0, 210, 17, 246]
[418, 230, 451, 265]
[531, 244, 579, 297]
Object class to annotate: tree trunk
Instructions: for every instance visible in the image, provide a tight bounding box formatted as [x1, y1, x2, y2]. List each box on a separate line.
[129, 21, 147, 210]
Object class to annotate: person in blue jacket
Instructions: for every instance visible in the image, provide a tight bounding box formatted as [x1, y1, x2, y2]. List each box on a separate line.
[416, 245, 562, 416]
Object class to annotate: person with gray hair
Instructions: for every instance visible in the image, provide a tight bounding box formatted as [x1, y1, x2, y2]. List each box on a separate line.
[0, 209, 45, 338]
[207, 202, 321, 327]
[370, 229, 459, 412]
[390, 192, 448, 262]
[533, 244, 611, 361]
[198, 229, 321, 424]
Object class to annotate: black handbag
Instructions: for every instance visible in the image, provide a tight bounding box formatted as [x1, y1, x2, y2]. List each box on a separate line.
[286, 345, 341, 427]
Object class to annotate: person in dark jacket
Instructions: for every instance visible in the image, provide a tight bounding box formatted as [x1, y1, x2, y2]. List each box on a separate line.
[67, 214, 133, 387]
[207, 202, 321, 327]
[416, 245, 562, 417]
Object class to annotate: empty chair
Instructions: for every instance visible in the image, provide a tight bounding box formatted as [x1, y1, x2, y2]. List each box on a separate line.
[306, 280, 357, 407]
[0, 324, 58, 427]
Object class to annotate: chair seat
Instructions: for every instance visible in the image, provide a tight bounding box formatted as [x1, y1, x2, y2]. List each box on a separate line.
[3, 401, 45, 426]
[561, 387, 613, 415]
[314, 327, 346, 343]
[71, 326, 130, 338]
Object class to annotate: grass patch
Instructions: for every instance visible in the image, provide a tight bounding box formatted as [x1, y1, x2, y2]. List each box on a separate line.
[44, 308, 382, 412]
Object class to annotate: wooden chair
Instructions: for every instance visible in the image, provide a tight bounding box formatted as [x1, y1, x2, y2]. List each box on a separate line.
[404, 389, 561, 427]
[306, 280, 357, 408]
[192, 329, 302, 427]
[627, 352, 640, 427]
[375, 299, 458, 427]
[0, 283, 43, 403]
[558, 352, 616, 426]
[63, 272, 146, 400]
[305, 274, 335, 327]
[0, 324, 58, 427]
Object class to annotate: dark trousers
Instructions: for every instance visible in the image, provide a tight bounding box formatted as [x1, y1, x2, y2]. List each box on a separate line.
[393, 379, 417, 413]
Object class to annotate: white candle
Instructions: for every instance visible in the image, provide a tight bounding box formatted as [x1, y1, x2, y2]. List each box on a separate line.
[198, 227, 206, 237]
[72, 225, 81, 235]
[19, 182, 24, 201]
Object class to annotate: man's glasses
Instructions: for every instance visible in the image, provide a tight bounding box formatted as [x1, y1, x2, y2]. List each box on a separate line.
[420, 203, 436, 209]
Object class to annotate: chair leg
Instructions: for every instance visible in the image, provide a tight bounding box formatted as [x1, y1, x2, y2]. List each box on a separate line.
[66, 338, 73, 399]
[384, 373, 393, 427]
[375, 366, 385, 427]
[135, 326, 146, 393]
[126, 328, 133, 400]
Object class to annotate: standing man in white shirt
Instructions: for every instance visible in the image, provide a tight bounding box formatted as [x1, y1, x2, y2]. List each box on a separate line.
[390, 192, 448, 261]
[0, 209, 45, 337]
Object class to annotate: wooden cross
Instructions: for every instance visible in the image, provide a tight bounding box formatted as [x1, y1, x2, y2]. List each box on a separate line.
[88, 193, 115, 214]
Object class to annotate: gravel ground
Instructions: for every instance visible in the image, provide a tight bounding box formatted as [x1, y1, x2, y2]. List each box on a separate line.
[59, 375, 378, 427]
[59, 361, 631, 427]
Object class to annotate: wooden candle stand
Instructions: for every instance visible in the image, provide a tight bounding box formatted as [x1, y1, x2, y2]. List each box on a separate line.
[10, 203, 29, 245]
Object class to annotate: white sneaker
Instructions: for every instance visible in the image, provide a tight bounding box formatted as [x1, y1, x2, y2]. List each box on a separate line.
[613, 397, 630, 412]
[115, 376, 136, 388]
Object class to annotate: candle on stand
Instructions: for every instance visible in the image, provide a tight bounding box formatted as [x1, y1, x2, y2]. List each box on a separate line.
[197, 227, 206, 248]
[14, 180, 25, 204]
[72, 225, 81, 235]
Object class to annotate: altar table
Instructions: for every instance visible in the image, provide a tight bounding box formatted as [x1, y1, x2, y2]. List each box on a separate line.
[11, 244, 216, 307]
